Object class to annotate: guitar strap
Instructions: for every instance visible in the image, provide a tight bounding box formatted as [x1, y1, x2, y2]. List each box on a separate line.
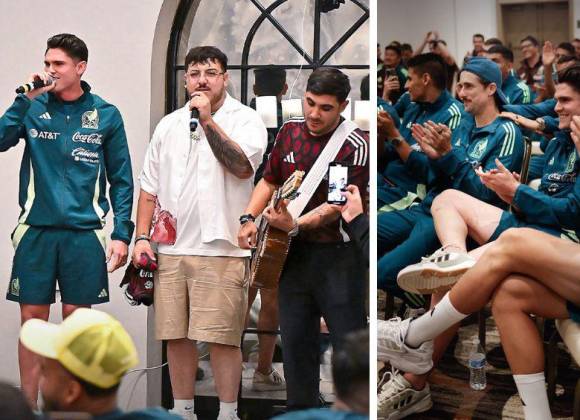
[287, 119, 358, 219]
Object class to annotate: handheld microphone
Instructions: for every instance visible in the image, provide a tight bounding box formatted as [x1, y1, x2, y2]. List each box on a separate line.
[190, 108, 200, 132]
[15, 76, 54, 94]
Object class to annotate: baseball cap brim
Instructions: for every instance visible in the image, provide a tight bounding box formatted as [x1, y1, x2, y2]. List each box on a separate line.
[20, 319, 61, 359]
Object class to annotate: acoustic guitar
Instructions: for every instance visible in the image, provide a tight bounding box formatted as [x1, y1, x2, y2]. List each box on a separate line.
[250, 170, 305, 289]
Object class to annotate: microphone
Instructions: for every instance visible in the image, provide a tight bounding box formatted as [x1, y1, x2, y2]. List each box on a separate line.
[190, 108, 199, 132]
[15, 76, 54, 94]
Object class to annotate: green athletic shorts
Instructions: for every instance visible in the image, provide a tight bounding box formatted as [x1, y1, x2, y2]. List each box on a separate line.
[489, 211, 577, 243]
[6, 224, 109, 305]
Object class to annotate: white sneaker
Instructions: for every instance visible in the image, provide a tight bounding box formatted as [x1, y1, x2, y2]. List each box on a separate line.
[403, 307, 425, 320]
[377, 370, 433, 420]
[377, 317, 433, 375]
[397, 247, 476, 294]
[169, 408, 197, 420]
[252, 367, 286, 391]
[217, 411, 240, 420]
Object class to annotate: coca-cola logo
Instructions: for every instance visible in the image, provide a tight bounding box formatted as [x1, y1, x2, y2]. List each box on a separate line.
[71, 147, 99, 164]
[72, 131, 103, 145]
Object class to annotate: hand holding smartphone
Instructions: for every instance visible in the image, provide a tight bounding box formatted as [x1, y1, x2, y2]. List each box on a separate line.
[327, 162, 349, 205]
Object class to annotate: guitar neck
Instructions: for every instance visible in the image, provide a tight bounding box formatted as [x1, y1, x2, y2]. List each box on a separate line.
[272, 189, 283, 210]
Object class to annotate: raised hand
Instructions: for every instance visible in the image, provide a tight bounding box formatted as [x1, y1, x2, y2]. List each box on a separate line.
[475, 158, 520, 204]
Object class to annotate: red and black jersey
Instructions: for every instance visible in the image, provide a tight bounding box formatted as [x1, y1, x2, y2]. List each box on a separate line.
[263, 118, 369, 243]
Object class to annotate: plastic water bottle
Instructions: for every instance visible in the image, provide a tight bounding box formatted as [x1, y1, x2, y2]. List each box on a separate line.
[468, 339, 487, 390]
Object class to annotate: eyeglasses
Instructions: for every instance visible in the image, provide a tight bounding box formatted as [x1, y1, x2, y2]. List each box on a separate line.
[187, 70, 225, 81]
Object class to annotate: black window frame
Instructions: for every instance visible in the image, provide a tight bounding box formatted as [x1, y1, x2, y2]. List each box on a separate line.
[166, 0, 370, 113]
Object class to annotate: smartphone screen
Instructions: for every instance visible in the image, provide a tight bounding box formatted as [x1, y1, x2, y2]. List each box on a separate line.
[327, 162, 349, 205]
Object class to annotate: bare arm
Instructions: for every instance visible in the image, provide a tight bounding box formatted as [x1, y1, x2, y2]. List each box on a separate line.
[297, 203, 341, 231]
[238, 178, 278, 248]
[414, 31, 432, 56]
[542, 42, 556, 99]
[131, 189, 157, 263]
[202, 119, 254, 179]
[135, 189, 156, 237]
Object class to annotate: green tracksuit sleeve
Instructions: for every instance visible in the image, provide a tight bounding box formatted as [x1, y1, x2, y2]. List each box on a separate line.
[103, 108, 134, 244]
[405, 150, 431, 184]
[513, 178, 580, 230]
[0, 95, 30, 151]
[431, 124, 524, 205]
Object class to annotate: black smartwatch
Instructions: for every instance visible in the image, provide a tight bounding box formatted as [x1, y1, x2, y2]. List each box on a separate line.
[239, 214, 255, 225]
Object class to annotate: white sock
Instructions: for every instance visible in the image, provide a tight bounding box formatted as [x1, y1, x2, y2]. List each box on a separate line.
[218, 401, 237, 418]
[513, 372, 552, 420]
[405, 293, 467, 348]
[173, 399, 195, 413]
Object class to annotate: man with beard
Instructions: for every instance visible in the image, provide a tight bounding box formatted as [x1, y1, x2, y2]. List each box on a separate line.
[133, 46, 267, 420]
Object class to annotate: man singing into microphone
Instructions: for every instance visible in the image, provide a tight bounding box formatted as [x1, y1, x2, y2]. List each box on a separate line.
[133, 46, 267, 420]
[0, 33, 134, 408]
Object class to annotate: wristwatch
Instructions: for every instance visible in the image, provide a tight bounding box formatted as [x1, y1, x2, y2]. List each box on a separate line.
[239, 213, 255, 225]
[389, 136, 404, 147]
[135, 234, 150, 244]
[288, 219, 300, 237]
[535, 117, 546, 132]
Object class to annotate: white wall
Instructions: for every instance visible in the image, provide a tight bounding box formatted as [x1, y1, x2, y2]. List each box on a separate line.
[0, 0, 174, 410]
[378, 0, 496, 64]
[379, 0, 580, 63]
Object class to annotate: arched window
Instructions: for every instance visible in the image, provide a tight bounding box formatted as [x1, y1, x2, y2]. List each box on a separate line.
[167, 0, 369, 113]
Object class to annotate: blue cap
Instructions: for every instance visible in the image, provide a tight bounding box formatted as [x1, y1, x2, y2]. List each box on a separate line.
[462, 57, 508, 106]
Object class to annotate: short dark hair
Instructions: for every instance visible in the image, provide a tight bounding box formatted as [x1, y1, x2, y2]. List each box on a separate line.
[332, 329, 368, 409]
[557, 55, 578, 66]
[384, 44, 402, 56]
[185, 46, 228, 72]
[70, 370, 121, 398]
[484, 37, 503, 47]
[487, 45, 514, 62]
[401, 43, 413, 52]
[306, 68, 350, 103]
[557, 42, 575, 56]
[521, 35, 539, 47]
[46, 33, 88, 62]
[254, 66, 286, 96]
[473, 33, 485, 41]
[557, 64, 580, 93]
[407, 53, 448, 90]
[0, 382, 36, 420]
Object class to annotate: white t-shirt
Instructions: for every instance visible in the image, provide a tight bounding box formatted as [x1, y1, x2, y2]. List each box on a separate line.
[140, 94, 267, 256]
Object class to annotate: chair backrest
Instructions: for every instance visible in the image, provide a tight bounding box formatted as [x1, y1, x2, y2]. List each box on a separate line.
[519, 136, 533, 185]
[508, 136, 533, 214]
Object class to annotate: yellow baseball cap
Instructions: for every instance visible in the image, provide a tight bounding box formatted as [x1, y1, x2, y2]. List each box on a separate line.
[20, 308, 139, 389]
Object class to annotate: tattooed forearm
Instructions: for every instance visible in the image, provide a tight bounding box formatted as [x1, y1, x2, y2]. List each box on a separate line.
[204, 121, 254, 179]
[136, 190, 157, 236]
[298, 203, 341, 230]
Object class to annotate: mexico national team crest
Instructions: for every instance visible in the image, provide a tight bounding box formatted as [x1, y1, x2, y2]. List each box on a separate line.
[470, 138, 488, 160]
[565, 151, 577, 173]
[10, 277, 19, 296]
[82, 109, 99, 129]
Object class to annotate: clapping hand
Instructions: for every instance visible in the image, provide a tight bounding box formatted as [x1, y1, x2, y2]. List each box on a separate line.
[411, 121, 452, 159]
[475, 158, 520, 204]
